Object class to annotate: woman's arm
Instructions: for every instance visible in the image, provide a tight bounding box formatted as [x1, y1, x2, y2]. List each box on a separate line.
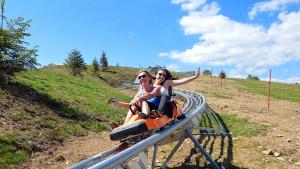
[138, 86, 161, 100]
[108, 86, 142, 108]
[169, 67, 200, 87]
[109, 101, 131, 109]
[131, 86, 161, 105]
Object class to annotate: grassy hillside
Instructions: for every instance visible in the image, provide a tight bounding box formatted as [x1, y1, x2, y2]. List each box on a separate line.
[94, 66, 140, 87]
[233, 78, 300, 104]
[3, 66, 298, 168]
[0, 66, 138, 168]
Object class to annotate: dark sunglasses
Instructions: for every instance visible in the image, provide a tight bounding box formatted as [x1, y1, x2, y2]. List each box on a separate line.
[138, 74, 146, 79]
[157, 73, 166, 77]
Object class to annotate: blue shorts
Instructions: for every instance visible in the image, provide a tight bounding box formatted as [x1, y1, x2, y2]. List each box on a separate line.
[147, 96, 161, 110]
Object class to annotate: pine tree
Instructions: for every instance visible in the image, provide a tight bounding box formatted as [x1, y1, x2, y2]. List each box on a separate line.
[91, 57, 99, 76]
[65, 49, 86, 76]
[247, 74, 260, 80]
[203, 69, 212, 76]
[0, 17, 39, 81]
[100, 51, 108, 71]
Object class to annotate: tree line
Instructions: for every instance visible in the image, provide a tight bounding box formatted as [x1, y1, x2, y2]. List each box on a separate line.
[64, 49, 109, 76]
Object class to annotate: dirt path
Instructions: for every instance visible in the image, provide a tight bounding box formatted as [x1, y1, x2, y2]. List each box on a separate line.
[16, 77, 300, 169]
[15, 132, 119, 169]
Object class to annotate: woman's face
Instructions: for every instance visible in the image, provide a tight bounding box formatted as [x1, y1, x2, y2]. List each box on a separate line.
[156, 70, 166, 84]
[138, 72, 149, 84]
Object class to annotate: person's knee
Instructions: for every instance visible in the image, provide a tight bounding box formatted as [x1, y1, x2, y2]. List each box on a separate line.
[142, 101, 148, 106]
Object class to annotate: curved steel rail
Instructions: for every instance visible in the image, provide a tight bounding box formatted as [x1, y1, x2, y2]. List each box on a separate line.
[68, 89, 223, 169]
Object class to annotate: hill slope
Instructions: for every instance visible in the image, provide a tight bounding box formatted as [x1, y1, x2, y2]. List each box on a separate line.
[0, 66, 137, 168]
[2, 66, 299, 169]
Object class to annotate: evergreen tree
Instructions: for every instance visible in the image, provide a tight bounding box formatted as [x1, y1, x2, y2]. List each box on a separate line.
[91, 57, 99, 76]
[65, 49, 86, 76]
[203, 69, 212, 76]
[247, 74, 260, 80]
[0, 17, 39, 81]
[100, 51, 108, 71]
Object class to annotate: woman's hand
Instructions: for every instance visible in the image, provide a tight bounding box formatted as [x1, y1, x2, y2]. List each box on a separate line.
[107, 98, 118, 105]
[132, 97, 142, 106]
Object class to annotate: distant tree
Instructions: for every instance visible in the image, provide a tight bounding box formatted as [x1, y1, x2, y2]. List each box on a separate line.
[65, 49, 86, 76]
[91, 57, 99, 76]
[203, 69, 212, 76]
[0, 17, 39, 81]
[247, 74, 260, 80]
[219, 70, 226, 79]
[116, 62, 119, 67]
[253, 76, 259, 80]
[100, 51, 108, 71]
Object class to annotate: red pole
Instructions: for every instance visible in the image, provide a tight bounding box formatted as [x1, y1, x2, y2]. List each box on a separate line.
[221, 78, 223, 90]
[268, 69, 272, 109]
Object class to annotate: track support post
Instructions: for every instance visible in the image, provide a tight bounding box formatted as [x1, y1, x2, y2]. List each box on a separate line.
[186, 127, 221, 169]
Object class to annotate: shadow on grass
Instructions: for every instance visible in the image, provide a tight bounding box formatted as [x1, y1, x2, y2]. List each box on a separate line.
[167, 106, 243, 169]
[0, 81, 101, 122]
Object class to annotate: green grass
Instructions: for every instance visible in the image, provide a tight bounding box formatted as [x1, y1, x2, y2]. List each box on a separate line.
[233, 78, 300, 104]
[16, 66, 132, 123]
[0, 134, 29, 169]
[210, 92, 232, 99]
[221, 114, 268, 136]
[0, 66, 137, 168]
[200, 113, 268, 137]
[1, 65, 186, 168]
[94, 66, 140, 87]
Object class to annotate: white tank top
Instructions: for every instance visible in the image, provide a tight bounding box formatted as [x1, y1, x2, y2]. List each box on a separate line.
[160, 86, 169, 95]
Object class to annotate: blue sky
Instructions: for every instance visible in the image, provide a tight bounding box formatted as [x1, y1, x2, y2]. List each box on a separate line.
[5, 0, 300, 83]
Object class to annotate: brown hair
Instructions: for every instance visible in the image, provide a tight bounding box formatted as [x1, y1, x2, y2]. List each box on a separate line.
[157, 68, 173, 85]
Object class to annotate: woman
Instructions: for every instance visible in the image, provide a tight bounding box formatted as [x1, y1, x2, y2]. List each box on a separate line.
[133, 67, 200, 118]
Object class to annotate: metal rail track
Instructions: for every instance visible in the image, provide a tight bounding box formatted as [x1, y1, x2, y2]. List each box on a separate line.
[68, 89, 226, 169]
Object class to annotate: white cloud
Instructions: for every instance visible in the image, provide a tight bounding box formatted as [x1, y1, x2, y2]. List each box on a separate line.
[163, 1, 300, 77]
[261, 77, 283, 82]
[171, 0, 188, 4]
[261, 76, 300, 83]
[166, 64, 180, 72]
[286, 76, 300, 83]
[172, 0, 207, 11]
[249, 0, 300, 19]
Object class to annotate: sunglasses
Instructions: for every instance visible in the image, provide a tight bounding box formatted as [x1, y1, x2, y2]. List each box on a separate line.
[157, 73, 166, 77]
[138, 74, 146, 79]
